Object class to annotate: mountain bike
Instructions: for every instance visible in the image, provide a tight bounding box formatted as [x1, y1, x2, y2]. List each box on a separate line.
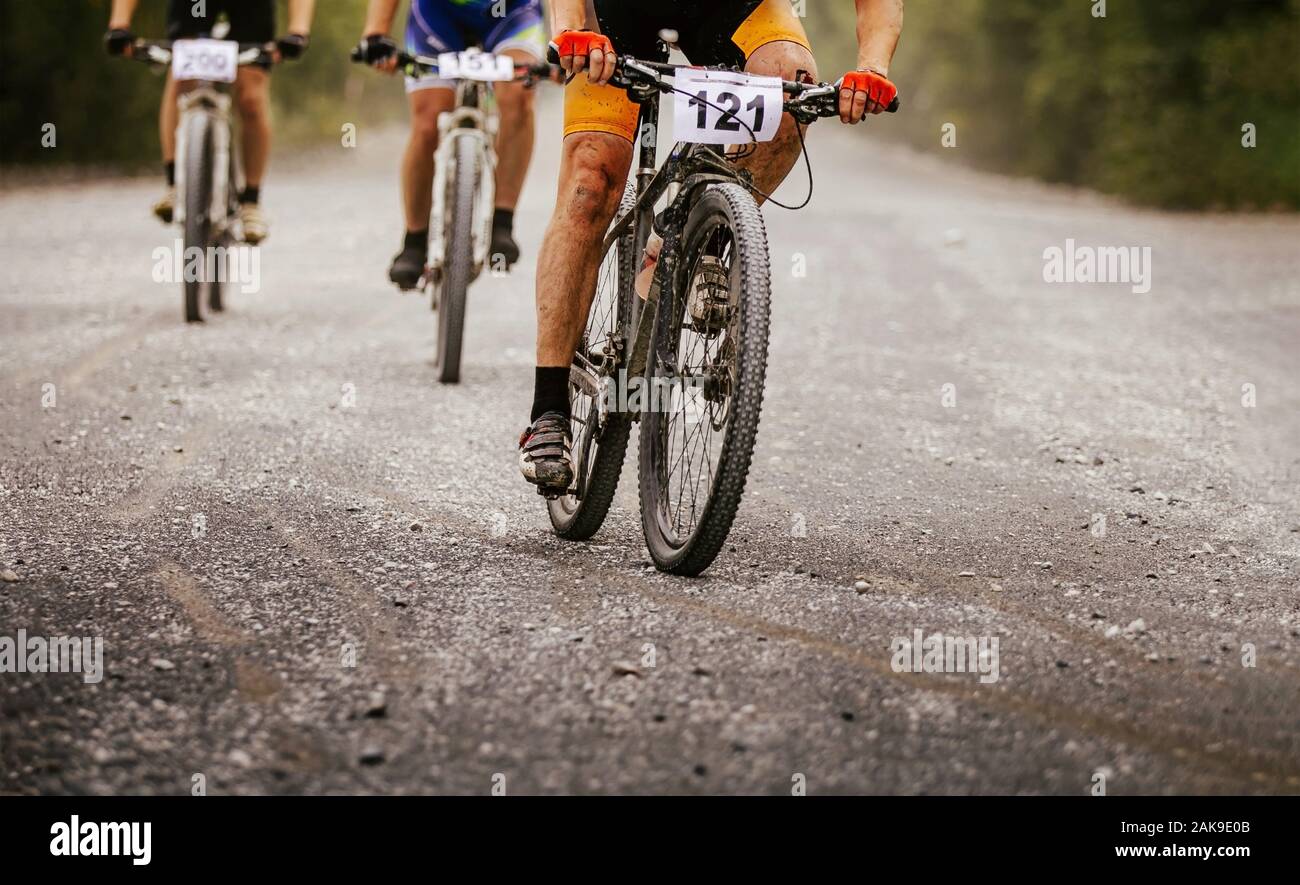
[546, 49, 898, 576]
[351, 47, 553, 384]
[126, 39, 280, 323]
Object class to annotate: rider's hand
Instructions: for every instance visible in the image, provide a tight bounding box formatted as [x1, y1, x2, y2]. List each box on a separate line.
[549, 30, 615, 86]
[359, 34, 400, 74]
[105, 28, 135, 57]
[837, 69, 897, 124]
[276, 33, 310, 61]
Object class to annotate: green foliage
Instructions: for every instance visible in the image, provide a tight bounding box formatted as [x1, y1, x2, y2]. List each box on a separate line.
[5, 1, 1296, 209]
[804, 0, 1300, 209]
[0, 0, 403, 172]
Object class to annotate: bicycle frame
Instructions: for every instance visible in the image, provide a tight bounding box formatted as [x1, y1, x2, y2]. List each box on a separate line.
[578, 68, 755, 417]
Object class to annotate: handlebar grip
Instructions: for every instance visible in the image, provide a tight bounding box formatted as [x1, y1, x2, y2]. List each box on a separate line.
[546, 42, 560, 66]
[351, 43, 411, 68]
[887, 96, 900, 113]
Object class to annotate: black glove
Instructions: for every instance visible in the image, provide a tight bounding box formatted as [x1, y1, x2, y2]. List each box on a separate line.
[277, 33, 310, 60]
[359, 34, 398, 65]
[105, 28, 134, 56]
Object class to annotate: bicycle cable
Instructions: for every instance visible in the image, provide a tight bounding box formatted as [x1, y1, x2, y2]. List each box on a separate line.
[658, 79, 816, 212]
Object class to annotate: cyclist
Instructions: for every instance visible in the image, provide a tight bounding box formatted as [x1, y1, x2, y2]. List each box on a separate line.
[356, 0, 547, 289]
[518, 0, 902, 492]
[104, 0, 317, 245]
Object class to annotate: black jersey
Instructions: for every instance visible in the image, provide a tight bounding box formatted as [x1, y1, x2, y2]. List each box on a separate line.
[594, 0, 767, 69]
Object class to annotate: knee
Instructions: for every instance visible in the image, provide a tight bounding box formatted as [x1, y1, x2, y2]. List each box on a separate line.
[496, 84, 535, 123]
[557, 136, 626, 231]
[236, 88, 268, 123]
[746, 41, 818, 85]
[410, 112, 440, 148]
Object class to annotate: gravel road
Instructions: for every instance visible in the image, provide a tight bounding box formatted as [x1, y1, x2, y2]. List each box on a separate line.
[3, 92, 1298, 794]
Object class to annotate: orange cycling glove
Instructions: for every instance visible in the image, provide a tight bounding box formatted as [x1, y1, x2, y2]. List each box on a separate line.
[839, 70, 898, 114]
[549, 30, 614, 65]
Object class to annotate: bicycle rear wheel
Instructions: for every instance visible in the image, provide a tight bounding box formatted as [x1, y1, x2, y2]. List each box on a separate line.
[435, 135, 479, 384]
[181, 111, 214, 324]
[547, 180, 638, 540]
[638, 183, 771, 576]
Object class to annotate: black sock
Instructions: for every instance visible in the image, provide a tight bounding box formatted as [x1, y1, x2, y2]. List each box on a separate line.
[239, 186, 260, 205]
[531, 366, 571, 423]
[492, 208, 514, 233]
[404, 229, 428, 252]
[165, 162, 176, 188]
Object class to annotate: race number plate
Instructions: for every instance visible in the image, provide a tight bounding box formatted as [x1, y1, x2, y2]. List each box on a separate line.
[673, 68, 783, 145]
[171, 39, 239, 83]
[437, 51, 514, 81]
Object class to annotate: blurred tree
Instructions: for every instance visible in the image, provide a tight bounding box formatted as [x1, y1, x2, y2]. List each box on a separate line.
[4, 0, 1296, 209]
[802, 0, 1300, 209]
[0, 0, 402, 172]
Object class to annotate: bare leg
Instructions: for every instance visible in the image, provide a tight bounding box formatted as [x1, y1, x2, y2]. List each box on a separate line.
[402, 87, 456, 231]
[738, 40, 819, 197]
[160, 73, 178, 165]
[535, 132, 632, 367]
[493, 49, 538, 212]
[233, 67, 272, 190]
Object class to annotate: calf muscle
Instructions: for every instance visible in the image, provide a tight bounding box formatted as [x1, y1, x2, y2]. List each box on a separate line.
[534, 132, 632, 367]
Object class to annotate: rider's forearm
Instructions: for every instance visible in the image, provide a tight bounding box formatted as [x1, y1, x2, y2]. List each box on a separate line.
[287, 0, 317, 35]
[362, 0, 402, 35]
[108, 0, 138, 29]
[854, 0, 903, 75]
[550, 0, 588, 33]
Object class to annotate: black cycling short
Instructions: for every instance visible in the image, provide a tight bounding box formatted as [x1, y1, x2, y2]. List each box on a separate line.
[166, 0, 275, 45]
[593, 0, 764, 69]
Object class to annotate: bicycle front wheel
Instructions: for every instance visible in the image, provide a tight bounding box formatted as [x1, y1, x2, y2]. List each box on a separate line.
[181, 111, 214, 324]
[435, 135, 480, 384]
[208, 142, 239, 315]
[638, 183, 772, 576]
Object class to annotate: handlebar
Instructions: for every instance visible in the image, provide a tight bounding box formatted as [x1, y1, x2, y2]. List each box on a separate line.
[349, 45, 556, 83]
[545, 47, 900, 122]
[128, 39, 277, 69]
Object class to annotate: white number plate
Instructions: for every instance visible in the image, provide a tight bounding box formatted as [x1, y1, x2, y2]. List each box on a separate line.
[437, 51, 515, 81]
[673, 68, 783, 145]
[171, 39, 239, 83]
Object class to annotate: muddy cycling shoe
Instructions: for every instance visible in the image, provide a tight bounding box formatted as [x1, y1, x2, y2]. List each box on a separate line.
[240, 203, 268, 245]
[519, 411, 574, 494]
[389, 242, 427, 290]
[687, 254, 733, 334]
[489, 225, 521, 271]
[153, 188, 176, 225]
